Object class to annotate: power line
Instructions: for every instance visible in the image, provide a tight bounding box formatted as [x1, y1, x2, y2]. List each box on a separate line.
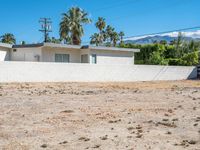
[39, 18, 52, 42]
[81, 26, 200, 44]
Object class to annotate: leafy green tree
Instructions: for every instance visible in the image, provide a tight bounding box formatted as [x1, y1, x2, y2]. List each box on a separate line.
[21, 41, 26, 45]
[150, 51, 168, 65]
[179, 51, 199, 66]
[60, 7, 91, 45]
[174, 32, 184, 57]
[0, 33, 16, 44]
[164, 45, 176, 59]
[120, 39, 200, 66]
[169, 40, 176, 45]
[159, 40, 167, 45]
[149, 44, 168, 65]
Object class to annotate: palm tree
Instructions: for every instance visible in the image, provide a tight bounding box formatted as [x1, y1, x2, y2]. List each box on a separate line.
[105, 25, 115, 45]
[49, 37, 61, 44]
[95, 17, 106, 42]
[0, 33, 16, 44]
[95, 17, 106, 33]
[90, 33, 101, 46]
[119, 31, 125, 45]
[111, 32, 120, 47]
[60, 7, 91, 45]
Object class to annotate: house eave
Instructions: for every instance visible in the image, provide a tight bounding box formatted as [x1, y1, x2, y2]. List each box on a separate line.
[84, 45, 140, 52]
[13, 43, 44, 48]
[10, 42, 140, 53]
[0, 43, 13, 49]
[43, 43, 81, 49]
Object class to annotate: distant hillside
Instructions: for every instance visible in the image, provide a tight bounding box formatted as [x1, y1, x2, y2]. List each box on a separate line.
[125, 35, 200, 44]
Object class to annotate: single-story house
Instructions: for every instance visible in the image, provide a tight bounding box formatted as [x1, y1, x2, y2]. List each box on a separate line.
[0, 42, 140, 65]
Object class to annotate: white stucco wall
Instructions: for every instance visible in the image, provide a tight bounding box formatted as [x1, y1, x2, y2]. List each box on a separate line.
[0, 62, 197, 82]
[11, 47, 42, 62]
[90, 49, 134, 65]
[0, 47, 10, 61]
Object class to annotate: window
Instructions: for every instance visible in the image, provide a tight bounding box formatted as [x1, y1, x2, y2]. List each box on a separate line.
[13, 49, 17, 52]
[81, 54, 88, 63]
[55, 54, 70, 63]
[91, 54, 97, 64]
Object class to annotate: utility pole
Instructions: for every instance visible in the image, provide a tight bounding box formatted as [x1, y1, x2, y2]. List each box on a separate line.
[39, 18, 52, 42]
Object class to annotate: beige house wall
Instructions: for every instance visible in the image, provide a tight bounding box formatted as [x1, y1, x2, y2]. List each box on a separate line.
[10, 47, 42, 62]
[90, 49, 134, 65]
[80, 49, 90, 63]
[6, 46, 135, 65]
[41, 47, 81, 63]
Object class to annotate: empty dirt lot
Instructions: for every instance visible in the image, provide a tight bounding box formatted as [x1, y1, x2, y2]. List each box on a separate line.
[0, 80, 200, 150]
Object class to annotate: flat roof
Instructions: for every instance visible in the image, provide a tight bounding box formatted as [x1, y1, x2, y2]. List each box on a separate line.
[1, 42, 140, 52]
[0, 43, 13, 48]
[43, 43, 81, 49]
[43, 43, 139, 52]
[86, 45, 140, 52]
[13, 43, 44, 48]
[13, 43, 82, 50]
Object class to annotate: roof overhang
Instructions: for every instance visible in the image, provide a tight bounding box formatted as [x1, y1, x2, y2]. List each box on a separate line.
[43, 43, 81, 49]
[0, 43, 13, 49]
[13, 43, 43, 48]
[11, 42, 140, 53]
[84, 45, 140, 52]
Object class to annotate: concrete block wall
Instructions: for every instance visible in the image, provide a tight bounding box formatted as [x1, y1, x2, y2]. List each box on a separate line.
[0, 61, 197, 82]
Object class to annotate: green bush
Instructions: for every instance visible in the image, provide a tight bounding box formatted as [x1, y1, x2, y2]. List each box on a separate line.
[168, 52, 199, 66]
[168, 58, 180, 66]
[180, 51, 199, 66]
[135, 60, 145, 64]
[149, 51, 168, 65]
[120, 40, 200, 66]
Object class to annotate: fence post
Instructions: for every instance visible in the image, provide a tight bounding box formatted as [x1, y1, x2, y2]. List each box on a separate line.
[197, 65, 200, 79]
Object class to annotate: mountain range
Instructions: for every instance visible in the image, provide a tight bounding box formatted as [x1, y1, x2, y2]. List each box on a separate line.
[124, 30, 200, 44]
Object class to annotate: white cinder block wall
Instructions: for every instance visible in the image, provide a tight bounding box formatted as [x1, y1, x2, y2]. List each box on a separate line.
[0, 62, 197, 82]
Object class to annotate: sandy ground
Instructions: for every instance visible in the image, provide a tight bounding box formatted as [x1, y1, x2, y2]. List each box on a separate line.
[0, 80, 200, 150]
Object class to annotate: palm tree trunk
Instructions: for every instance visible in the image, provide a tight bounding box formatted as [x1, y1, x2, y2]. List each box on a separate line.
[72, 35, 80, 45]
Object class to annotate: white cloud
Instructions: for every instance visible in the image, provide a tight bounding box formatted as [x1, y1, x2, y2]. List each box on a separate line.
[163, 30, 200, 38]
[125, 30, 200, 41]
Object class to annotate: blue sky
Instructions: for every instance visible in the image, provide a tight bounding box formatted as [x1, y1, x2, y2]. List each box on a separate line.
[0, 0, 200, 44]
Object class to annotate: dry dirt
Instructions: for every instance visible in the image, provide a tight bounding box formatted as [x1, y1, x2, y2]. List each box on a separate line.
[0, 80, 200, 150]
